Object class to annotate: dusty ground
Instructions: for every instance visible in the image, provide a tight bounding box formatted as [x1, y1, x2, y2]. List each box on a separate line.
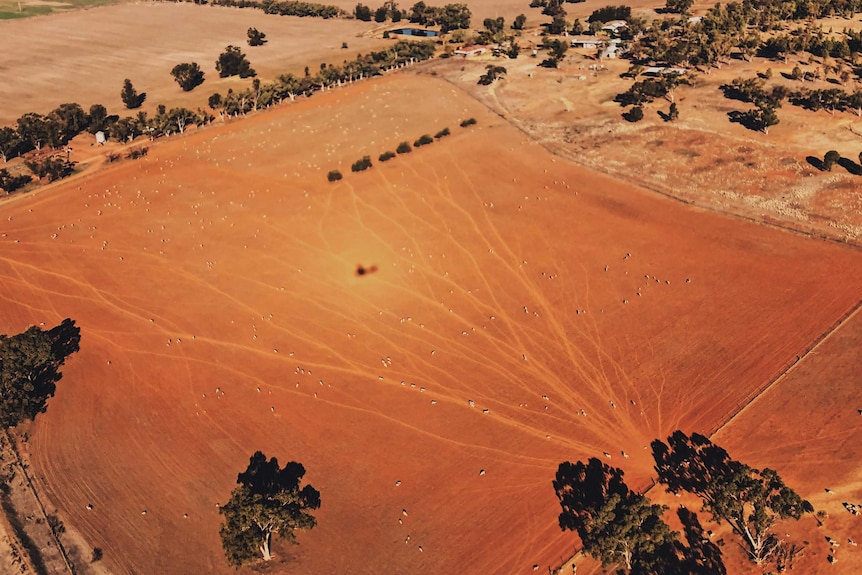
[1, 72, 861, 575]
[435, 45, 862, 245]
[0, 2, 389, 125]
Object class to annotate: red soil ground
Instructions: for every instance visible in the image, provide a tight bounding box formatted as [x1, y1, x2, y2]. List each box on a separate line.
[1, 74, 861, 574]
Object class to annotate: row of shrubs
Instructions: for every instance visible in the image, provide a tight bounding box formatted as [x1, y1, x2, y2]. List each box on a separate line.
[327, 121, 476, 182]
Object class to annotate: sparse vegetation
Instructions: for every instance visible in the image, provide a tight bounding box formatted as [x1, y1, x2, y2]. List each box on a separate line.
[434, 127, 450, 139]
[327, 169, 343, 181]
[396, 141, 412, 153]
[622, 105, 644, 122]
[379, 150, 396, 161]
[478, 65, 507, 85]
[460, 117, 477, 127]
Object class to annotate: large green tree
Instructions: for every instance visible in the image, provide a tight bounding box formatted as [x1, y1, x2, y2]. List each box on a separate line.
[170, 62, 206, 92]
[120, 79, 147, 109]
[652, 431, 812, 564]
[219, 451, 321, 567]
[216, 45, 256, 78]
[0, 319, 80, 428]
[438, 3, 471, 32]
[554, 458, 678, 573]
[0, 126, 25, 163]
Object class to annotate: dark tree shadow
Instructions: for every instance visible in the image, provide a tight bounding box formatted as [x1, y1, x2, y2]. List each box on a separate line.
[806, 156, 825, 171]
[48, 318, 81, 364]
[676, 508, 727, 575]
[837, 157, 862, 175]
[727, 110, 761, 132]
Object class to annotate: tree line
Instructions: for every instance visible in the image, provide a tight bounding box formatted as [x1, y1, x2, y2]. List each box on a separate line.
[555, 430, 812, 574]
[168, 0, 344, 18]
[206, 40, 436, 118]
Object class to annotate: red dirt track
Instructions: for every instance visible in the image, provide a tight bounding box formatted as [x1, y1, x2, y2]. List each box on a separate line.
[1, 75, 861, 574]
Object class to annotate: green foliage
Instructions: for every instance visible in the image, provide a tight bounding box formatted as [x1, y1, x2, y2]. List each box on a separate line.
[16, 113, 63, 151]
[247, 27, 267, 46]
[121, 79, 146, 110]
[434, 127, 450, 138]
[108, 117, 141, 143]
[373, 4, 387, 21]
[216, 45, 256, 78]
[0, 319, 80, 428]
[351, 156, 373, 171]
[219, 452, 321, 567]
[652, 431, 812, 564]
[87, 104, 109, 134]
[327, 169, 343, 181]
[396, 141, 412, 153]
[622, 105, 644, 122]
[478, 65, 507, 85]
[413, 134, 433, 146]
[49, 103, 88, 142]
[588, 5, 630, 23]
[208, 93, 223, 110]
[0, 126, 24, 162]
[354, 2, 372, 20]
[459, 117, 477, 127]
[664, 0, 693, 14]
[547, 13, 567, 35]
[542, 0, 565, 17]
[171, 62, 206, 92]
[668, 102, 679, 121]
[554, 458, 678, 572]
[24, 156, 76, 182]
[0, 168, 32, 193]
[379, 150, 396, 161]
[438, 3, 471, 32]
[823, 150, 841, 170]
[513, 13, 526, 30]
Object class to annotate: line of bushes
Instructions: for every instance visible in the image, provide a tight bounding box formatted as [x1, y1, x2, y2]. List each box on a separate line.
[326, 119, 476, 182]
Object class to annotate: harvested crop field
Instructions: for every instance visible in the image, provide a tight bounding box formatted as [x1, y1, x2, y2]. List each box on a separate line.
[0, 2, 387, 124]
[1, 74, 861, 574]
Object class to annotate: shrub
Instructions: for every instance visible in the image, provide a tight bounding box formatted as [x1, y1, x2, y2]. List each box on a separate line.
[622, 105, 644, 122]
[460, 117, 477, 127]
[105, 152, 122, 163]
[327, 169, 343, 182]
[24, 156, 75, 182]
[396, 141, 412, 154]
[435, 127, 451, 139]
[171, 62, 205, 92]
[379, 151, 396, 162]
[126, 147, 149, 160]
[216, 45, 256, 78]
[351, 156, 372, 172]
[247, 28, 267, 47]
[414, 134, 434, 147]
[823, 150, 841, 171]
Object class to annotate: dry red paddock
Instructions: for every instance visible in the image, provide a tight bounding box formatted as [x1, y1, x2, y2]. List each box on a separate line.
[1, 74, 861, 574]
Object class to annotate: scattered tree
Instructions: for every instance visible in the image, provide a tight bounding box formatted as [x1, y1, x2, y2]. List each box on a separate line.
[664, 0, 693, 14]
[554, 458, 678, 572]
[379, 150, 396, 161]
[667, 102, 679, 121]
[25, 155, 76, 182]
[396, 141, 412, 153]
[91, 548, 103, 563]
[216, 46, 256, 78]
[0, 319, 80, 428]
[460, 117, 477, 127]
[434, 127, 450, 138]
[327, 169, 343, 181]
[823, 150, 841, 171]
[219, 451, 321, 567]
[354, 3, 372, 20]
[120, 79, 146, 109]
[652, 431, 812, 565]
[247, 27, 267, 46]
[171, 62, 206, 92]
[0, 126, 24, 162]
[478, 65, 507, 85]
[513, 13, 526, 30]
